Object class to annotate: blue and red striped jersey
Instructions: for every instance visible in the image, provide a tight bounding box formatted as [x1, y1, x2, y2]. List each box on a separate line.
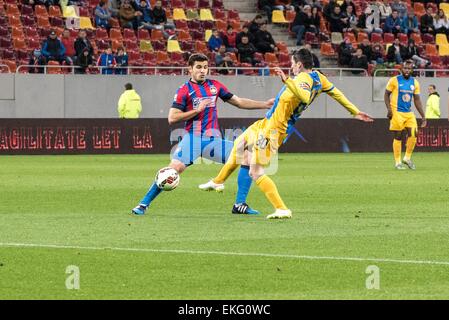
[171, 79, 233, 136]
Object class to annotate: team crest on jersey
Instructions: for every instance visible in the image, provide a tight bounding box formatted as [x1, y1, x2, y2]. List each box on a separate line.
[209, 85, 217, 94]
[402, 94, 411, 102]
[193, 98, 200, 109]
[299, 82, 311, 90]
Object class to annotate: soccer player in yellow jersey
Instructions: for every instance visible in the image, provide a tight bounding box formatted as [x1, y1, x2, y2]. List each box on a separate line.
[384, 60, 426, 170]
[200, 49, 373, 219]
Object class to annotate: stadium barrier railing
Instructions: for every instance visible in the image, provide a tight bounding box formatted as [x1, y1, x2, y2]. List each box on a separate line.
[373, 68, 449, 78]
[0, 64, 11, 73]
[14, 64, 369, 77]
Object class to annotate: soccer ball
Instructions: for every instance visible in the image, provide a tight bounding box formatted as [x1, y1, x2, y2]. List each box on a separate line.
[155, 167, 180, 191]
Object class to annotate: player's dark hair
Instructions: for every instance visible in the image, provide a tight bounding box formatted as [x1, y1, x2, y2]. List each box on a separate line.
[429, 84, 436, 90]
[125, 83, 133, 90]
[188, 53, 209, 67]
[292, 49, 314, 69]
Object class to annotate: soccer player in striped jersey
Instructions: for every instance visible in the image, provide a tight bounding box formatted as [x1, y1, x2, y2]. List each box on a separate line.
[131, 53, 274, 215]
[200, 49, 374, 219]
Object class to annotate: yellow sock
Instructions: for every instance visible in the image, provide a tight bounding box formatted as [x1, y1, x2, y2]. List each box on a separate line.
[213, 145, 239, 184]
[393, 139, 402, 165]
[256, 175, 288, 210]
[405, 137, 417, 160]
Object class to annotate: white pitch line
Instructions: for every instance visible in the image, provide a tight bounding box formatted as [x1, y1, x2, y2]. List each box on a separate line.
[1, 242, 449, 266]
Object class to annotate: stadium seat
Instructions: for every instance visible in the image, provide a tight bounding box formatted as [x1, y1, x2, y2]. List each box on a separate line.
[357, 32, 369, 43]
[96, 28, 109, 41]
[200, 9, 215, 21]
[278, 52, 290, 67]
[63, 5, 79, 18]
[398, 33, 408, 45]
[46, 61, 62, 74]
[422, 33, 434, 44]
[198, 0, 211, 8]
[191, 30, 204, 41]
[370, 32, 383, 44]
[320, 43, 337, 57]
[37, 16, 51, 29]
[50, 16, 65, 28]
[286, 10, 296, 23]
[167, 39, 182, 52]
[345, 32, 357, 44]
[156, 51, 170, 63]
[188, 19, 202, 31]
[172, 0, 185, 8]
[204, 29, 212, 41]
[143, 51, 156, 63]
[201, 20, 215, 30]
[383, 33, 395, 43]
[21, 4, 34, 16]
[304, 32, 318, 45]
[8, 15, 22, 28]
[331, 32, 343, 44]
[80, 17, 94, 29]
[35, 5, 48, 17]
[413, 2, 425, 16]
[0, 59, 16, 73]
[186, 9, 200, 20]
[215, 19, 227, 32]
[0, 37, 12, 49]
[180, 40, 194, 52]
[0, 26, 8, 37]
[170, 51, 184, 65]
[425, 44, 438, 56]
[175, 19, 188, 30]
[173, 8, 187, 20]
[111, 40, 123, 52]
[272, 10, 288, 23]
[441, 3, 449, 16]
[227, 9, 240, 22]
[28, 38, 41, 50]
[152, 40, 166, 51]
[410, 33, 422, 45]
[6, 4, 20, 16]
[138, 29, 151, 40]
[139, 39, 154, 52]
[277, 41, 288, 53]
[109, 18, 121, 28]
[151, 29, 164, 41]
[184, 0, 197, 9]
[1, 49, 15, 60]
[438, 44, 449, 56]
[177, 29, 192, 41]
[264, 52, 278, 65]
[49, 5, 62, 18]
[212, 0, 224, 9]
[13, 38, 27, 50]
[11, 27, 24, 39]
[195, 40, 208, 53]
[110, 28, 123, 41]
[22, 15, 36, 27]
[25, 26, 39, 39]
[213, 8, 226, 21]
[436, 34, 448, 46]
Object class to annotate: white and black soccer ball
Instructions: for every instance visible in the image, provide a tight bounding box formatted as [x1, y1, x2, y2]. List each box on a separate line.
[155, 167, 180, 191]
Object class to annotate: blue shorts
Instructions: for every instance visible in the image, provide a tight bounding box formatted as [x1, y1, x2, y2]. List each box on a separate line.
[171, 133, 235, 166]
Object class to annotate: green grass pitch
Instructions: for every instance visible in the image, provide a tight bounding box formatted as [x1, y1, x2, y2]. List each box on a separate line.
[0, 153, 449, 299]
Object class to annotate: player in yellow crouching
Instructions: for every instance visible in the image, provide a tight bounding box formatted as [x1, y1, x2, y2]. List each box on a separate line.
[384, 60, 427, 170]
[199, 49, 373, 219]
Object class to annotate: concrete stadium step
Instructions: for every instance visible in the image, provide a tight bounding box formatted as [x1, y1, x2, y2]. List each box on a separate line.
[223, 0, 257, 12]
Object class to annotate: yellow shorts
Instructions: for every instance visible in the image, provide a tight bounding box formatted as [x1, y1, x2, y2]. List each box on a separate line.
[389, 112, 417, 132]
[236, 119, 287, 166]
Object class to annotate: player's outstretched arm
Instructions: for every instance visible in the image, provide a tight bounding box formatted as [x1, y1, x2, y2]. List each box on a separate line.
[227, 95, 274, 110]
[168, 99, 210, 124]
[327, 87, 374, 122]
[413, 94, 427, 128]
[384, 90, 393, 119]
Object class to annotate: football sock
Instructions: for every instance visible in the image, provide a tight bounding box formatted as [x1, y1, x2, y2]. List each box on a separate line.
[213, 162, 239, 184]
[404, 136, 417, 160]
[393, 139, 402, 165]
[140, 182, 162, 207]
[236, 165, 252, 204]
[256, 175, 288, 210]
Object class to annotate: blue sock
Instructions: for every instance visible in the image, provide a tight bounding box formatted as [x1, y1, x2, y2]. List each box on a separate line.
[236, 165, 252, 204]
[140, 182, 162, 207]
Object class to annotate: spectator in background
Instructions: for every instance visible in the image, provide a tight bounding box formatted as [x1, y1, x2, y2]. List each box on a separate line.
[425, 85, 441, 119]
[115, 46, 129, 74]
[95, 1, 112, 30]
[236, 25, 255, 46]
[386, 38, 407, 63]
[237, 35, 257, 65]
[384, 10, 403, 34]
[338, 37, 354, 66]
[358, 38, 373, 62]
[74, 29, 94, 58]
[150, 0, 176, 34]
[61, 29, 75, 65]
[119, 0, 139, 29]
[340, 0, 356, 15]
[41, 30, 68, 65]
[75, 48, 93, 74]
[349, 47, 368, 74]
[215, 44, 234, 74]
[222, 25, 237, 52]
[390, 0, 407, 18]
[434, 9, 449, 35]
[404, 39, 429, 67]
[258, 0, 277, 23]
[311, 6, 321, 31]
[108, 0, 120, 17]
[402, 9, 419, 35]
[118, 83, 142, 119]
[136, 0, 153, 30]
[344, 5, 358, 30]
[291, 5, 317, 46]
[304, 43, 320, 68]
[249, 15, 264, 36]
[255, 22, 278, 54]
[329, 6, 350, 33]
[208, 29, 223, 52]
[378, 0, 392, 23]
[28, 49, 46, 74]
[371, 43, 385, 64]
[323, 0, 337, 21]
[420, 7, 435, 34]
[97, 46, 116, 74]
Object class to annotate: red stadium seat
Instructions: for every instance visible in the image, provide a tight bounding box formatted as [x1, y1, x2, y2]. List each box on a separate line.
[198, 0, 210, 8]
[96, 28, 109, 41]
[138, 29, 151, 40]
[213, 8, 226, 21]
[212, 0, 224, 9]
[21, 4, 34, 16]
[35, 5, 48, 17]
[227, 9, 240, 22]
[383, 33, 395, 43]
[151, 29, 164, 41]
[398, 33, 408, 45]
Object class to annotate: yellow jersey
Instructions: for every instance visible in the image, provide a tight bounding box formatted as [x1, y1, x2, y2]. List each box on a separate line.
[386, 75, 420, 113]
[264, 71, 360, 135]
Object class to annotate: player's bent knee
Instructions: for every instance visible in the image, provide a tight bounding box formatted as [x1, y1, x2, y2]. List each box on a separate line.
[169, 160, 186, 174]
[249, 166, 264, 181]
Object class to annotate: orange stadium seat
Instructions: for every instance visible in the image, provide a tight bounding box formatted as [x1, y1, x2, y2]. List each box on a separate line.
[49, 5, 62, 18]
[320, 43, 337, 56]
[151, 29, 164, 41]
[35, 5, 48, 17]
[110, 28, 123, 41]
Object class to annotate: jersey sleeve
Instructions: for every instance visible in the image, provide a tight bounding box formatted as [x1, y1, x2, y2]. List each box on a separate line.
[319, 72, 335, 93]
[216, 81, 234, 102]
[171, 85, 188, 111]
[413, 79, 420, 95]
[386, 77, 397, 92]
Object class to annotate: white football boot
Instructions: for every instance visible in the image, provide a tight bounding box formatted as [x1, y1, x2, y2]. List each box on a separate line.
[267, 209, 292, 219]
[198, 179, 225, 192]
